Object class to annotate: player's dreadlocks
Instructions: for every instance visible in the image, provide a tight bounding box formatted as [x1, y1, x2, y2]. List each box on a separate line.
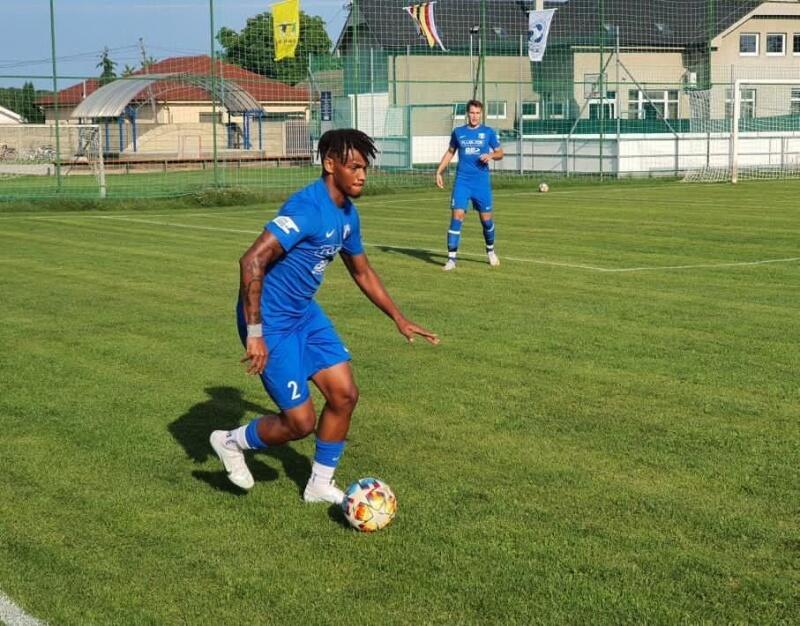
[318, 129, 378, 167]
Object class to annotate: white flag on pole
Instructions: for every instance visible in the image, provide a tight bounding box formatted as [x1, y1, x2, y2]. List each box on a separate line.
[528, 9, 556, 62]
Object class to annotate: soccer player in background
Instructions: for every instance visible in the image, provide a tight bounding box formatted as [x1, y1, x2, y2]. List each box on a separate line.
[435, 99, 504, 271]
[210, 129, 439, 504]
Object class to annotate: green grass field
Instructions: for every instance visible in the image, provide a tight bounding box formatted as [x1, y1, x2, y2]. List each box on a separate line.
[1, 180, 798, 624]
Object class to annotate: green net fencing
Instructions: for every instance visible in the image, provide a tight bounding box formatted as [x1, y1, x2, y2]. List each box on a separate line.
[2, 0, 800, 200]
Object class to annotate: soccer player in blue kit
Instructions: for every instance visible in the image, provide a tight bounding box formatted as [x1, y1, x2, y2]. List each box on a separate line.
[210, 129, 439, 504]
[435, 99, 504, 271]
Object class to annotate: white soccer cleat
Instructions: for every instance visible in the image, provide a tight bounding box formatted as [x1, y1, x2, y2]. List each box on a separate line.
[303, 478, 345, 504]
[442, 259, 457, 271]
[210, 430, 254, 491]
[487, 251, 500, 267]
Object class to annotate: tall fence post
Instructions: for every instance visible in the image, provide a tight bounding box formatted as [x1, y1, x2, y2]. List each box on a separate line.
[209, 0, 220, 187]
[49, 0, 62, 190]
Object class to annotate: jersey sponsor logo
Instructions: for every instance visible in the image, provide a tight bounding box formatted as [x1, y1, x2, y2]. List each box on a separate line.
[315, 244, 340, 258]
[465, 147, 481, 155]
[312, 259, 331, 275]
[273, 216, 300, 235]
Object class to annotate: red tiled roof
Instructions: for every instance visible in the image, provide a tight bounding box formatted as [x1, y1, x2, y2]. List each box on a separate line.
[37, 55, 308, 107]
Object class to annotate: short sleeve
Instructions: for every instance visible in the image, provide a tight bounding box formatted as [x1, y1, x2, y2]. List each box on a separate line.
[489, 128, 501, 150]
[342, 207, 364, 256]
[265, 197, 321, 253]
[449, 129, 459, 151]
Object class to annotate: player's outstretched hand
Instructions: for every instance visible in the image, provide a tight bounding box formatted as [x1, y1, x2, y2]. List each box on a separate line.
[241, 336, 268, 375]
[396, 318, 440, 345]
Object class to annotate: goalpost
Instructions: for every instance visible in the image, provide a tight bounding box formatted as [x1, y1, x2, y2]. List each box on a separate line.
[0, 123, 106, 197]
[683, 78, 800, 184]
[730, 78, 800, 184]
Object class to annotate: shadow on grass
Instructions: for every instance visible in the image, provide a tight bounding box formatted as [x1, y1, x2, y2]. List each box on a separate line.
[374, 244, 488, 268]
[170, 386, 311, 495]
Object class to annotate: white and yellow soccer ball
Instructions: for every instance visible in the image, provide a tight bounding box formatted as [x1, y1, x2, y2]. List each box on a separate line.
[538, 182, 550, 193]
[341, 477, 397, 532]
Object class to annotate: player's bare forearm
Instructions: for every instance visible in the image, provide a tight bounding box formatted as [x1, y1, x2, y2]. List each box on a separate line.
[435, 148, 456, 188]
[239, 231, 284, 324]
[341, 252, 439, 345]
[238, 231, 284, 375]
[342, 254, 401, 321]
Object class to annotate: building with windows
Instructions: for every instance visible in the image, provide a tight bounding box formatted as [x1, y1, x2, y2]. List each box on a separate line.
[332, 0, 800, 136]
[36, 55, 310, 159]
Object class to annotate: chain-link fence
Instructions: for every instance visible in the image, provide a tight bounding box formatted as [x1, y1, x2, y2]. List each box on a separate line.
[2, 0, 800, 200]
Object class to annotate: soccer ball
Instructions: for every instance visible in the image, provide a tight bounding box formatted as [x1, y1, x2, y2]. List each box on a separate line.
[538, 182, 550, 193]
[341, 477, 397, 532]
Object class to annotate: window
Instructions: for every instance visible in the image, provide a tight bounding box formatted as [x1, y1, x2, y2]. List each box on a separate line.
[199, 112, 222, 124]
[486, 100, 506, 119]
[628, 90, 679, 120]
[792, 88, 800, 115]
[793, 33, 800, 55]
[739, 33, 759, 56]
[766, 33, 786, 56]
[725, 88, 756, 119]
[521, 101, 540, 119]
[452, 102, 467, 119]
[588, 91, 617, 120]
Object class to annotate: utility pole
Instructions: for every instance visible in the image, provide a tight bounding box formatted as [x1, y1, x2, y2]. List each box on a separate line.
[139, 38, 158, 122]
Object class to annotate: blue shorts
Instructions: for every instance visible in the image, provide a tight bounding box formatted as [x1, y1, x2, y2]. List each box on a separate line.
[236, 302, 351, 411]
[451, 180, 493, 213]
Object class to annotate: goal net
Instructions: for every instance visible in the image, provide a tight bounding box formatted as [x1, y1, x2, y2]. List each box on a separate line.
[684, 78, 800, 183]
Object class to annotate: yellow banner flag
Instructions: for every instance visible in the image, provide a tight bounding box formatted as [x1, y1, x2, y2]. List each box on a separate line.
[273, 0, 300, 61]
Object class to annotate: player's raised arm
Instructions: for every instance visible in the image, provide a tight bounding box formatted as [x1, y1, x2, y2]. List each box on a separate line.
[238, 231, 285, 374]
[339, 250, 439, 345]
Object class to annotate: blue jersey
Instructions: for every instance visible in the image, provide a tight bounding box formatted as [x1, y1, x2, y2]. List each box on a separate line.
[261, 178, 364, 333]
[450, 124, 501, 184]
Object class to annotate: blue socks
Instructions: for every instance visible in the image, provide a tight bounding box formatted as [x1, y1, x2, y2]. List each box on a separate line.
[244, 418, 268, 450]
[447, 217, 463, 254]
[481, 217, 495, 249]
[314, 438, 345, 468]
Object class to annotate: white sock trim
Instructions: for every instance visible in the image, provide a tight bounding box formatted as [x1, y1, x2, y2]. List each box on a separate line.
[310, 461, 335, 483]
[230, 425, 250, 450]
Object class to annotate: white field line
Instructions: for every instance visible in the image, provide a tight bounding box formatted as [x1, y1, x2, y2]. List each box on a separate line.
[0, 591, 45, 626]
[28, 214, 800, 274]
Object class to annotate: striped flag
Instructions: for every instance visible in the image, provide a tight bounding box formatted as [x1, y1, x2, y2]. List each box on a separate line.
[403, 2, 447, 51]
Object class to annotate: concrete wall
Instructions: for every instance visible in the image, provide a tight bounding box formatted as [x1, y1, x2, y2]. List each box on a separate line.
[407, 131, 800, 176]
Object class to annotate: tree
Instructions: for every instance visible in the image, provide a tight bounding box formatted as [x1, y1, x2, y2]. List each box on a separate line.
[20, 82, 43, 123]
[217, 11, 333, 84]
[0, 82, 44, 123]
[97, 47, 117, 86]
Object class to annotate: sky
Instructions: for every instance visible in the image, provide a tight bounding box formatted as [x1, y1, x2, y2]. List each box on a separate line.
[0, 0, 350, 88]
